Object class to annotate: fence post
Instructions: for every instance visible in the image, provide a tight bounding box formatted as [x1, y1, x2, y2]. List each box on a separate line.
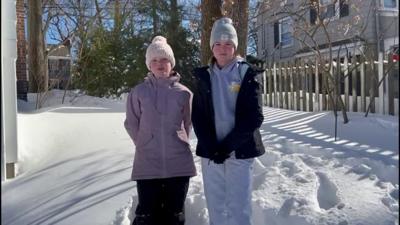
[268, 63, 273, 107]
[273, 63, 278, 108]
[329, 60, 335, 110]
[344, 55, 349, 112]
[278, 62, 283, 108]
[378, 52, 385, 114]
[388, 60, 395, 115]
[360, 59, 366, 112]
[307, 63, 313, 112]
[280, 62, 284, 109]
[289, 62, 294, 110]
[295, 60, 301, 111]
[315, 59, 320, 111]
[322, 61, 327, 111]
[369, 58, 376, 113]
[262, 63, 267, 106]
[300, 61, 307, 111]
[352, 56, 358, 112]
[284, 62, 289, 109]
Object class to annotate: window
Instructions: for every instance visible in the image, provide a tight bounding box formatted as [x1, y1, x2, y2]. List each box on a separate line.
[279, 17, 293, 47]
[310, 0, 349, 24]
[319, 0, 339, 20]
[383, 0, 398, 9]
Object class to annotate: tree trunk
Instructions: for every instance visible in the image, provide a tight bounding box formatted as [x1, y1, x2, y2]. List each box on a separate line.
[170, 0, 179, 27]
[200, 0, 223, 64]
[151, 0, 159, 35]
[223, 0, 249, 57]
[94, 0, 103, 27]
[28, 0, 47, 94]
[167, 0, 180, 49]
[114, 0, 121, 32]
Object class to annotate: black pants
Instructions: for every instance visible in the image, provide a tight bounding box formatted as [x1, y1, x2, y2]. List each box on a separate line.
[132, 176, 190, 225]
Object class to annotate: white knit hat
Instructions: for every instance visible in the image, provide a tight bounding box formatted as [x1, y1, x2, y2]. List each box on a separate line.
[209, 17, 238, 50]
[145, 36, 175, 70]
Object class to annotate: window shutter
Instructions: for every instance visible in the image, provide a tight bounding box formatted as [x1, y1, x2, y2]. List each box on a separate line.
[340, 0, 349, 17]
[274, 22, 280, 48]
[310, 7, 317, 24]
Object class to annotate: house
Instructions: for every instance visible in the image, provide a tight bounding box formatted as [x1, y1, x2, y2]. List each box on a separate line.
[256, 0, 399, 115]
[256, 0, 398, 61]
[23, 43, 72, 90]
[47, 44, 72, 89]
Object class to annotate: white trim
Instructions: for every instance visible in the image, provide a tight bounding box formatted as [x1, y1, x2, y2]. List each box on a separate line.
[48, 56, 72, 60]
[26, 54, 71, 60]
[378, 9, 399, 16]
[294, 41, 365, 58]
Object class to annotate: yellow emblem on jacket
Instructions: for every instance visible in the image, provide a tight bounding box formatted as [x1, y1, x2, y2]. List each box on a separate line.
[230, 82, 241, 93]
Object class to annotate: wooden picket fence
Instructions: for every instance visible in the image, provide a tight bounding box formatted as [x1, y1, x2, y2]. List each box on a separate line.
[260, 54, 399, 116]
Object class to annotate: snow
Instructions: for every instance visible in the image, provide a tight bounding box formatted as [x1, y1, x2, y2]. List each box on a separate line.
[2, 89, 399, 225]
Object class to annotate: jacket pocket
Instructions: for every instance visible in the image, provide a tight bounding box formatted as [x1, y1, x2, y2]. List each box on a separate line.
[135, 132, 154, 149]
[174, 130, 190, 147]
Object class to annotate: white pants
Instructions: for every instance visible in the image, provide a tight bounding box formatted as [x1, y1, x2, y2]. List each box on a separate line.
[201, 155, 254, 225]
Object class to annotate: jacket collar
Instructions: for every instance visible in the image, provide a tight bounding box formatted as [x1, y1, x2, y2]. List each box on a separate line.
[146, 71, 180, 87]
[209, 56, 244, 71]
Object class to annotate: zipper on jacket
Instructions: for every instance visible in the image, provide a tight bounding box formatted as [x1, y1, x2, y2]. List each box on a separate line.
[206, 68, 217, 131]
[161, 110, 167, 177]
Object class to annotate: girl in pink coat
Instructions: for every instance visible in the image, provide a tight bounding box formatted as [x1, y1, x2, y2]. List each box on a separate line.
[124, 36, 196, 225]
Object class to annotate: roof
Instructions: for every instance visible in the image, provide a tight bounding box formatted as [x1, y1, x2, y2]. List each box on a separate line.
[47, 44, 70, 57]
[24, 43, 71, 58]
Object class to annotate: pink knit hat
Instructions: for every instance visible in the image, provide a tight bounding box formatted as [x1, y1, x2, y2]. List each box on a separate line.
[145, 36, 175, 70]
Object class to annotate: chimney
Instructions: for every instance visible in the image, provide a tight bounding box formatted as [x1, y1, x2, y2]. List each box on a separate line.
[16, 0, 28, 101]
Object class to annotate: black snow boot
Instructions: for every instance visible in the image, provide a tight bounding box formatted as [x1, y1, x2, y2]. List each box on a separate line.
[170, 212, 185, 225]
[132, 214, 151, 225]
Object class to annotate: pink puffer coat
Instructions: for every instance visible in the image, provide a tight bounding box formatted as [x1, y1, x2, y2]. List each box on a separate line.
[124, 72, 196, 180]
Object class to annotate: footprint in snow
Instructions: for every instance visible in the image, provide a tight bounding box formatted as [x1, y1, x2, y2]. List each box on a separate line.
[316, 172, 341, 210]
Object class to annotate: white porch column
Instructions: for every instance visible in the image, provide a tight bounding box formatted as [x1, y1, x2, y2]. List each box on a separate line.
[1, 0, 19, 181]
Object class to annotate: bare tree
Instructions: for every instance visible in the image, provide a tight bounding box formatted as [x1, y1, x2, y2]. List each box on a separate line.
[247, 0, 261, 56]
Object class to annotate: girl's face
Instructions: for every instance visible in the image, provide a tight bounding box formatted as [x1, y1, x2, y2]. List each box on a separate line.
[149, 57, 172, 78]
[212, 40, 236, 68]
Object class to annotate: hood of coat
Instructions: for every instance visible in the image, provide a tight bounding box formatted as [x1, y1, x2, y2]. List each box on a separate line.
[145, 71, 181, 87]
[209, 56, 244, 70]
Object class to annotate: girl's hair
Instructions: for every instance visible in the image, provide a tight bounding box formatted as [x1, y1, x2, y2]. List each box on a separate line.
[208, 54, 242, 66]
[209, 56, 217, 65]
